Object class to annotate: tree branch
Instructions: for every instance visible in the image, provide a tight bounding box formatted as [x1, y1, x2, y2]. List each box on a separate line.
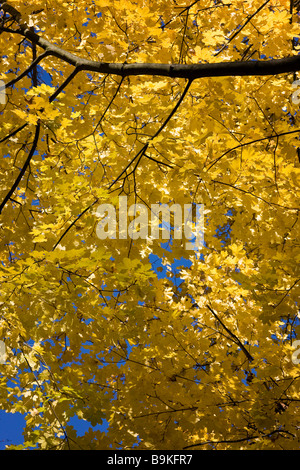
[0, 51, 49, 90]
[109, 79, 192, 189]
[52, 198, 99, 250]
[211, 179, 299, 211]
[206, 128, 300, 171]
[2, 19, 300, 81]
[215, 0, 272, 56]
[0, 123, 27, 143]
[183, 428, 295, 449]
[49, 67, 80, 102]
[0, 122, 40, 215]
[206, 304, 254, 362]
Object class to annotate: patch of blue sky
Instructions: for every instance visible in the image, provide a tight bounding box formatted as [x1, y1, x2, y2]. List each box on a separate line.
[0, 411, 26, 450]
[241, 368, 257, 387]
[31, 198, 40, 206]
[68, 414, 109, 436]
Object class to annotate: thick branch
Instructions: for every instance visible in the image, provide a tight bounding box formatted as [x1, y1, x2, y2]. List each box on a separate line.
[4, 23, 300, 81]
[49, 67, 80, 102]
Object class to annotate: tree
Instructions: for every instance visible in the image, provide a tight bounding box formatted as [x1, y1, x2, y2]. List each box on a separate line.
[0, 0, 299, 450]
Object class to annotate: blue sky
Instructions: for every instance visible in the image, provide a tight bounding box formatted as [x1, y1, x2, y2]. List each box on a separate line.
[0, 409, 109, 450]
[0, 410, 25, 449]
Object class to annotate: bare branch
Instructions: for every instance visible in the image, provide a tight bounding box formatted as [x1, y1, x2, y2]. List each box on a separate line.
[211, 179, 299, 212]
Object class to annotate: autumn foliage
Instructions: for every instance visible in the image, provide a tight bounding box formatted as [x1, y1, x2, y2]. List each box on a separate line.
[0, 0, 300, 450]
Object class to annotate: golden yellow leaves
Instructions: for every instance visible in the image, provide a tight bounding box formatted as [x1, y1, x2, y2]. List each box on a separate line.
[193, 46, 213, 63]
[12, 85, 60, 125]
[202, 29, 226, 48]
[94, 0, 111, 6]
[26, 83, 53, 97]
[230, 242, 244, 258]
[2, 0, 300, 452]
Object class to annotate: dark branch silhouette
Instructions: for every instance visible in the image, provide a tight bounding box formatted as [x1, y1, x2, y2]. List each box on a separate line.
[1, 4, 300, 88]
[0, 122, 40, 214]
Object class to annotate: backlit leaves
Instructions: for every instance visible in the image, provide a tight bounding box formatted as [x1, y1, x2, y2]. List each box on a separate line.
[0, 0, 300, 451]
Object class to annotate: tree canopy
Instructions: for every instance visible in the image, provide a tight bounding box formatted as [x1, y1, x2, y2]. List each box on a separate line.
[0, 0, 300, 450]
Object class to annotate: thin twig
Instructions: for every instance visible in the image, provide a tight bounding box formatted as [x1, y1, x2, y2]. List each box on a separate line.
[206, 304, 254, 362]
[215, 0, 272, 56]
